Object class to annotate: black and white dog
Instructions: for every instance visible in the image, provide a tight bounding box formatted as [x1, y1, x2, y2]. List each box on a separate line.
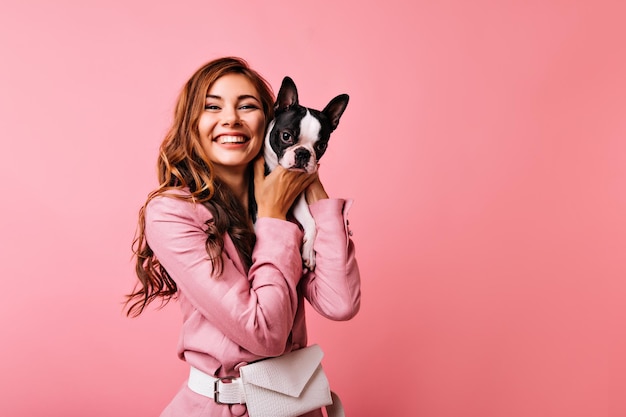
[263, 76, 349, 270]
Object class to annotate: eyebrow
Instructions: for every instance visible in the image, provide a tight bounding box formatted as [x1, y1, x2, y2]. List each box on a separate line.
[206, 94, 261, 103]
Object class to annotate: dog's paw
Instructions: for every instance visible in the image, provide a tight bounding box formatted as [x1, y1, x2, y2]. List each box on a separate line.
[302, 239, 316, 270]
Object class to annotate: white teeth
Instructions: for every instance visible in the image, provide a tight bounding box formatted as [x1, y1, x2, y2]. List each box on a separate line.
[219, 135, 246, 144]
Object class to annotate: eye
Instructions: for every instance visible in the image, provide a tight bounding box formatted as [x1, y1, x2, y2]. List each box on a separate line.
[240, 103, 259, 110]
[315, 142, 327, 152]
[204, 104, 220, 111]
[280, 131, 294, 144]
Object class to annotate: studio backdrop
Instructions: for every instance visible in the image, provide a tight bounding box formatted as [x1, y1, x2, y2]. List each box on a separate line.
[1, 1, 625, 416]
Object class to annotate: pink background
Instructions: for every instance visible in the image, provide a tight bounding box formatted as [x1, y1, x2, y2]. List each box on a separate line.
[1, 1, 625, 416]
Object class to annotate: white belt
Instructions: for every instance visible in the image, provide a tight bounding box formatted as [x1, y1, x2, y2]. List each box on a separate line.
[188, 366, 246, 404]
[188, 362, 346, 417]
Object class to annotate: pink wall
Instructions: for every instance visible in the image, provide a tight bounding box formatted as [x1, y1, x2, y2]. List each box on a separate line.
[1, 1, 624, 416]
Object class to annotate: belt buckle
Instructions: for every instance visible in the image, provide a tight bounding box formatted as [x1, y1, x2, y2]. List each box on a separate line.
[214, 376, 237, 404]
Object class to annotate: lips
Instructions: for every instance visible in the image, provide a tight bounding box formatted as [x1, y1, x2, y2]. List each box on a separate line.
[216, 135, 248, 144]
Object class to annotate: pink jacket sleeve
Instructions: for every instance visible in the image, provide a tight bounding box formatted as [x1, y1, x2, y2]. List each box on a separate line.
[301, 198, 361, 320]
[144, 195, 304, 357]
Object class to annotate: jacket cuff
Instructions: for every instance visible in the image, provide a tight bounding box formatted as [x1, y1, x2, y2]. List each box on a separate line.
[309, 198, 354, 245]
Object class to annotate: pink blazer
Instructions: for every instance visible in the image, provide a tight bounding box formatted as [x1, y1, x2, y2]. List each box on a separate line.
[145, 191, 361, 417]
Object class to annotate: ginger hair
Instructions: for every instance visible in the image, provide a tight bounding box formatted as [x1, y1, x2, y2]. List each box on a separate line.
[126, 57, 275, 317]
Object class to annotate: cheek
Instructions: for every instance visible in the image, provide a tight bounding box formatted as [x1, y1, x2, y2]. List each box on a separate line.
[197, 114, 212, 134]
[253, 115, 266, 137]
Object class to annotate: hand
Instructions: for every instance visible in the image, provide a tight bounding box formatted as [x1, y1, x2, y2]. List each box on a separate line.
[253, 156, 317, 220]
[305, 171, 329, 205]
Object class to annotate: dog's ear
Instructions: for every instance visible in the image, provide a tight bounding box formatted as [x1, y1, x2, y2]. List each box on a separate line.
[275, 76, 299, 112]
[322, 94, 349, 131]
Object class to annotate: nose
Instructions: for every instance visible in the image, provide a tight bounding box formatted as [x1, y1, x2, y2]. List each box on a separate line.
[294, 147, 311, 168]
[221, 106, 241, 126]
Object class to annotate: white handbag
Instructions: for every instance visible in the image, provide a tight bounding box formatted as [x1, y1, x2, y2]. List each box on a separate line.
[188, 344, 345, 417]
[239, 344, 344, 417]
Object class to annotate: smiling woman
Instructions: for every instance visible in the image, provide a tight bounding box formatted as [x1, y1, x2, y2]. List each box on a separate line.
[199, 74, 267, 188]
[124, 57, 361, 417]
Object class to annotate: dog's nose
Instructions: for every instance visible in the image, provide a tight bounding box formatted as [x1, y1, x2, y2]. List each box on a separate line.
[294, 148, 311, 168]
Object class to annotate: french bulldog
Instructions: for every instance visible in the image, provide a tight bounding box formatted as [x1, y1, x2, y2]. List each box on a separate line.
[262, 76, 349, 270]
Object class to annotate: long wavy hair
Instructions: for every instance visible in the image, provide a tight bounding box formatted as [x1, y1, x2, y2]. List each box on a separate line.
[125, 57, 275, 317]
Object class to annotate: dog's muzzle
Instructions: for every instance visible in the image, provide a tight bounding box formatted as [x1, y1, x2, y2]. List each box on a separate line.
[293, 148, 311, 169]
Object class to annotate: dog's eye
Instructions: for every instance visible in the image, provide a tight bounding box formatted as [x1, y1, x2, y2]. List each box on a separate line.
[316, 142, 327, 152]
[281, 132, 293, 144]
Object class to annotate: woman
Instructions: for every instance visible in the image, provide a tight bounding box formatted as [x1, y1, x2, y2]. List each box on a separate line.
[126, 57, 361, 417]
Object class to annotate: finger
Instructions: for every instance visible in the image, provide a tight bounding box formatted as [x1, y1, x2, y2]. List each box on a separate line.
[303, 171, 319, 187]
[288, 171, 317, 194]
[292, 169, 316, 181]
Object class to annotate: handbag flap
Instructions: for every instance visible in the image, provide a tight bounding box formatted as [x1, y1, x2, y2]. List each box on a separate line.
[240, 344, 324, 397]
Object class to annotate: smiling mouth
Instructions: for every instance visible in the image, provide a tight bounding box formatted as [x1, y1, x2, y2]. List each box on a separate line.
[217, 135, 248, 144]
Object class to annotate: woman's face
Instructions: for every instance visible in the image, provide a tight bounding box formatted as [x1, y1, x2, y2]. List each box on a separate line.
[198, 73, 266, 177]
